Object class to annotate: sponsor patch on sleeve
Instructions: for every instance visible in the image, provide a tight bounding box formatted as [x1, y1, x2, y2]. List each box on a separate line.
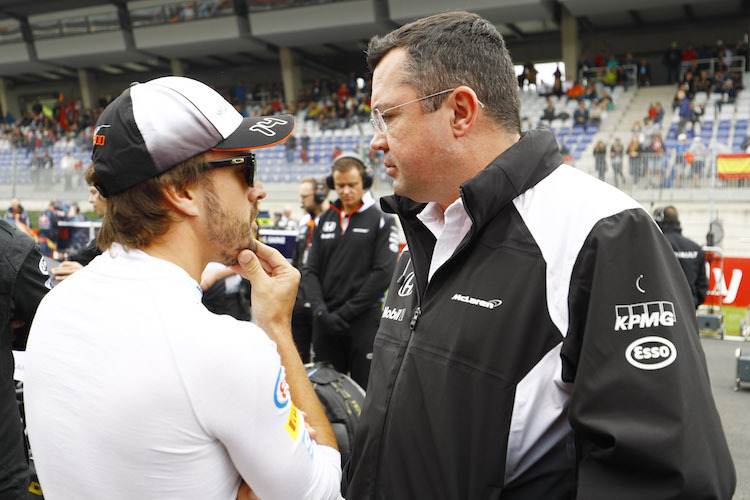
[285, 402, 300, 440]
[274, 366, 290, 409]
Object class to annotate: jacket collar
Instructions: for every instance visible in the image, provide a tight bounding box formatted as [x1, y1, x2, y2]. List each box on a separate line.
[381, 128, 562, 231]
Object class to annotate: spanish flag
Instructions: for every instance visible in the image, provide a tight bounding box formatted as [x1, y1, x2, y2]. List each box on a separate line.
[717, 154, 750, 180]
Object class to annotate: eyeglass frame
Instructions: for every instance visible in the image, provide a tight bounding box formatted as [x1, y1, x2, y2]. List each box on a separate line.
[202, 154, 256, 186]
[370, 88, 485, 135]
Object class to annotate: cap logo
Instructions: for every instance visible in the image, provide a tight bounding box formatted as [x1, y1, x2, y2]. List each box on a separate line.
[93, 124, 111, 146]
[249, 117, 288, 137]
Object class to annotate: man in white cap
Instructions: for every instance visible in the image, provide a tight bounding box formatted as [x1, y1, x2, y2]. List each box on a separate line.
[24, 77, 342, 500]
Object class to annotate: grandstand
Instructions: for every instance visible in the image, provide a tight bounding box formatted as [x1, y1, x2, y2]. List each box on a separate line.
[1, 0, 749, 258]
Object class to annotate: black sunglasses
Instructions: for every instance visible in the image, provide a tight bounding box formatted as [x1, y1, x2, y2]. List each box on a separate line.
[202, 154, 256, 186]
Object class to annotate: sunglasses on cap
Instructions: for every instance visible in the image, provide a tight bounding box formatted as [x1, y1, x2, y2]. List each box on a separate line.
[202, 154, 256, 186]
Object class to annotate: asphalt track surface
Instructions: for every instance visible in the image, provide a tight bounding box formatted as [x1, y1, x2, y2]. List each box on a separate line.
[700, 336, 750, 499]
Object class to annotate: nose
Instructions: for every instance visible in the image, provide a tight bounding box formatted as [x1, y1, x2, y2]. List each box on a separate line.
[370, 130, 387, 152]
[251, 179, 267, 201]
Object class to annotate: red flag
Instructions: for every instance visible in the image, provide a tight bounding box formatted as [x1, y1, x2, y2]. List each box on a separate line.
[58, 92, 69, 131]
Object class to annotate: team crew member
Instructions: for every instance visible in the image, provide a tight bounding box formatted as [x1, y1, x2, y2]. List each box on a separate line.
[654, 205, 709, 308]
[25, 76, 342, 500]
[303, 154, 398, 387]
[344, 12, 735, 499]
[291, 178, 330, 362]
[51, 181, 107, 281]
[0, 220, 51, 500]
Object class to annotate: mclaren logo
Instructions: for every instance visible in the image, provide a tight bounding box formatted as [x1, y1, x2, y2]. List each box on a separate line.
[614, 301, 675, 331]
[451, 294, 502, 310]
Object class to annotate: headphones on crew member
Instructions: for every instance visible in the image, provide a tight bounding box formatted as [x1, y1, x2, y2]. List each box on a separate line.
[313, 178, 327, 205]
[326, 152, 373, 191]
[652, 205, 674, 225]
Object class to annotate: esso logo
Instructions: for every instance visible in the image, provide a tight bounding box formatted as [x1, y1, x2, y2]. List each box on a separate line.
[625, 336, 677, 370]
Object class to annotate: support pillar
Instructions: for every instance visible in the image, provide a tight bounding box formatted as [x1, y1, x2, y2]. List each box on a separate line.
[171, 59, 186, 76]
[560, 6, 579, 82]
[0, 78, 20, 120]
[279, 48, 302, 105]
[77, 69, 98, 110]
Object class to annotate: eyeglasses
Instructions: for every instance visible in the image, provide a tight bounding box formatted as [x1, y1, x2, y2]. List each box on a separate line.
[370, 88, 485, 135]
[202, 154, 256, 186]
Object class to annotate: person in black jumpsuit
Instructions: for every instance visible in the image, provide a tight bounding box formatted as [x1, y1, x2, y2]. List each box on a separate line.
[0, 220, 51, 499]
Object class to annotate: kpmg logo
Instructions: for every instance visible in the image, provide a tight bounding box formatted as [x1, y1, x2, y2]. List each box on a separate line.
[614, 301, 675, 331]
[249, 117, 288, 137]
[450, 294, 502, 310]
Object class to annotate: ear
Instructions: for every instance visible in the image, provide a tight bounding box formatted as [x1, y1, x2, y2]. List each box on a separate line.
[160, 183, 200, 218]
[450, 86, 481, 138]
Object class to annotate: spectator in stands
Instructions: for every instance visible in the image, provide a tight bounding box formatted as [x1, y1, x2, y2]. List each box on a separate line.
[28, 152, 42, 186]
[653, 206, 708, 309]
[573, 100, 589, 129]
[647, 102, 664, 124]
[299, 129, 310, 163]
[567, 80, 584, 101]
[41, 151, 54, 187]
[602, 67, 617, 90]
[688, 137, 707, 184]
[598, 90, 614, 110]
[675, 133, 690, 186]
[285, 133, 297, 164]
[517, 59, 537, 88]
[589, 101, 603, 127]
[696, 70, 712, 94]
[552, 66, 564, 97]
[680, 44, 698, 75]
[331, 146, 342, 160]
[648, 133, 666, 185]
[637, 58, 652, 86]
[37, 201, 63, 258]
[641, 117, 660, 144]
[302, 154, 398, 388]
[583, 80, 598, 100]
[593, 140, 607, 180]
[3, 199, 31, 229]
[623, 52, 638, 88]
[742, 135, 750, 153]
[60, 151, 76, 191]
[292, 178, 330, 363]
[627, 135, 644, 184]
[717, 80, 737, 111]
[540, 97, 557, 122]
[676, 89, 691, 134]
[610, 137, 626, 187]
[0, 218, 51, 500]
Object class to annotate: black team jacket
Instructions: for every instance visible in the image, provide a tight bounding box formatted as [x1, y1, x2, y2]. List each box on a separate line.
[343, 129, 735, 500]
[302, 192, 399, 323]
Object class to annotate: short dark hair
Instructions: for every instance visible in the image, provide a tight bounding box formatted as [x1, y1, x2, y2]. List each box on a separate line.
[367, 10, 520, 135]
[85, 156, 209, 250]
[332, 156, 366, 177]
[662, 206, 680, 226]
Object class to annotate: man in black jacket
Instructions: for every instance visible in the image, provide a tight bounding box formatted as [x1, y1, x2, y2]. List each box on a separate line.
[343, 10, 735, 499]
[302, 154, 398, 387]
[291, 177, 329, 362]
[51, 182, 106, 281]
[654, 205, 708, 308]
[0, 220, 51, 499]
